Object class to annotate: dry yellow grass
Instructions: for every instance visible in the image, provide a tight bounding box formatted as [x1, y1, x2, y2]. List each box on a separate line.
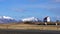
[0, 23, 60, 30]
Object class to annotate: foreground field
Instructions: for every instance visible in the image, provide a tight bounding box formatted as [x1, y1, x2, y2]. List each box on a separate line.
[0, 23, 60, 30]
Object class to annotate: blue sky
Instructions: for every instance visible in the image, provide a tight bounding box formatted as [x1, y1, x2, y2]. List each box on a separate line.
[0, 0, 60, 21]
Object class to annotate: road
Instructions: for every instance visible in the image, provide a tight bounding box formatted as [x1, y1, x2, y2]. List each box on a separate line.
[0, 29, 60, 34]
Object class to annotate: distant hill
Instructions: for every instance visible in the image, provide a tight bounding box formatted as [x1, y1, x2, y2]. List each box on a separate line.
[0, 16, 17, 24]
[21, 17, 41, 22]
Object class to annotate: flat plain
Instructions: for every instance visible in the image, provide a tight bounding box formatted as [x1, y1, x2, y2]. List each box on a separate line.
[0, 23, 60, 30]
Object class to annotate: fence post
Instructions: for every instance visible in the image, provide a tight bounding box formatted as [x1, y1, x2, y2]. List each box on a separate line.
[56, 23, 58, 26]
[45, 22, 47, 25]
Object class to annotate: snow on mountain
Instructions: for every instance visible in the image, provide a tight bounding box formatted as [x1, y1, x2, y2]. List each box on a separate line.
[3, 16, 14, 19]
[21, 17, 40, 22]
[0, 16, 14, 20]
[0, 16, 17, 24]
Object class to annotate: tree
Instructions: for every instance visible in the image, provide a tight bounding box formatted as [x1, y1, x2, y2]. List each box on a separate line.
[23, 21, 33, 24]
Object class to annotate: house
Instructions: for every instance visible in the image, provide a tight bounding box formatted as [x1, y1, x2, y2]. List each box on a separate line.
[43, 16, 50, 22]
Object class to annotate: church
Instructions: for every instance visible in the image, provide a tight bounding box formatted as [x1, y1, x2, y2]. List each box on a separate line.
[43, 16, 50, 22]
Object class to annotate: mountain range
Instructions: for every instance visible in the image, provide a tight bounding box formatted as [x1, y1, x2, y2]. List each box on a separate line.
[0, 16, 41, 24]
[0, 16, 17, 24]
[0, 16, 59, 24]
[21, 17, 41, 22]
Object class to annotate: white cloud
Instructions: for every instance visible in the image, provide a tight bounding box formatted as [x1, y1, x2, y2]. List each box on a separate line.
[55, 0, 60, 2]
[30, 0, 37, 1]
[11, 8, 27, 12]
[53, 0, 60, 2]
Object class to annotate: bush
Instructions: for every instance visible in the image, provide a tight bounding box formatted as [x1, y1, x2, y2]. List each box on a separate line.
[23, 21, 33, 24]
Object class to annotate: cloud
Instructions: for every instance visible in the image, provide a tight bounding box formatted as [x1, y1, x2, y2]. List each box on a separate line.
[9, 3, 60, 14]
[52, 0, 60, 2]
[29, 4, 60, 14]
[28, 0, 37, 2]
[11, 8, 27, 12]
[54, 0, 60, 2]
[43, 7, 60, 15]
[56, 16, 60, 18]
[27, 4, 57, 10]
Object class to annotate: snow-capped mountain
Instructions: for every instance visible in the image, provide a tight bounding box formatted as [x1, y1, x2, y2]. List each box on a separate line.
[0, 16, 17, 24]
[0, 16, 14, 20]
[21, 17, 40, 22]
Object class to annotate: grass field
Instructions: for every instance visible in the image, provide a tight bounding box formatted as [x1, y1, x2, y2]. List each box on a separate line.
[0, 23, 60, 30]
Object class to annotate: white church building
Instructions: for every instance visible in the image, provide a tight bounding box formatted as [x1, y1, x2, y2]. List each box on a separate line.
[44, 16, 51, 22]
